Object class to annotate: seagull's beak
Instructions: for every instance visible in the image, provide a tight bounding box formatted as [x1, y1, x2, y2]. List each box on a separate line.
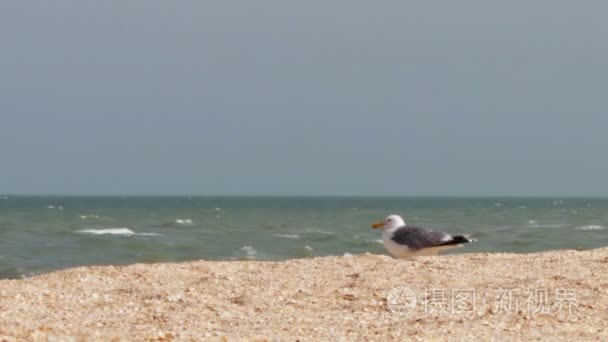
[372, 221, 385, 229]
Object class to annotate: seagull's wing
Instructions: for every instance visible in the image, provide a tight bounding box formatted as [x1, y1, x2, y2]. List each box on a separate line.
[390, 226, 453, 250]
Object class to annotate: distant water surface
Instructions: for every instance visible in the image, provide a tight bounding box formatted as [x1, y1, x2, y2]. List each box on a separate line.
[1, 196, 607, 279]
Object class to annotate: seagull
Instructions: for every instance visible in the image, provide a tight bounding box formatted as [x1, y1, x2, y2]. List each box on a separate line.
[372, 214, 475, 258]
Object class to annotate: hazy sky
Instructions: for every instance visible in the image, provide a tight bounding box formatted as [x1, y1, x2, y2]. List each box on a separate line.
[2, 1, 607, 196]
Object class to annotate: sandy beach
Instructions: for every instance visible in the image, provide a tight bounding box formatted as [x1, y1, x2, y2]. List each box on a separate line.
[0, 248, 607, 341]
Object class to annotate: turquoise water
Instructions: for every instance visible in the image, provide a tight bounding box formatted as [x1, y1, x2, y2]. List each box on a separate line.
[1, 196, 607, 279]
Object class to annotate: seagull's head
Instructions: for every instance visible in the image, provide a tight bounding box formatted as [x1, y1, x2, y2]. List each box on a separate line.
[372, 214, 405, 230]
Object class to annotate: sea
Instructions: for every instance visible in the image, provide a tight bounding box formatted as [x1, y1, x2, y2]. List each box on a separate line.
[1, 196, 607, 279]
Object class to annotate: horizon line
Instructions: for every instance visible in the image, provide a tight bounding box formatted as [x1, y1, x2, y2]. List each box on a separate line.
[2, 193, 608, 199]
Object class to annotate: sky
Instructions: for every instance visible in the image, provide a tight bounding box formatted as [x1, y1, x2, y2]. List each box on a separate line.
[1, 1, 608, 196]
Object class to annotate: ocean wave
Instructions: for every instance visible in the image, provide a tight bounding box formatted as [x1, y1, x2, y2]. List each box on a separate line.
[349, 238, 384, 247]
[300, 229, 336, 242]
[237, 246, 257, 260]
[303, 245, 314, 257]
[79, 215, 100, 220]
[77, 228, 135, 235]
[291, 245, 315, 258]
[273, 234, 301, 239]
[527, 220, 567, 228]
[160, 219, 195, 227]
[575, 225, 605, 231]
[76, 228, 161, 236]
[47, 205, 64, 210]
[0, 266, 30, 280]
[303, 229, 334, 235]
[175, 219, 194, 225]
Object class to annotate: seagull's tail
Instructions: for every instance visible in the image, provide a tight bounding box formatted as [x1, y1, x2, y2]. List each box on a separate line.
[439, 235, 476, 246]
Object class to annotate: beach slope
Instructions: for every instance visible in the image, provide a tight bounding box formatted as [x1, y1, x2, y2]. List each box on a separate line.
[1, 248, 607, 340]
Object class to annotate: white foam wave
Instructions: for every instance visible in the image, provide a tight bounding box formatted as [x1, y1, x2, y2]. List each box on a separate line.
[273, 234, 301, 239]
[302, 245, 314, 257]
[304, 229, 334, 235]
[76, 228, 161, 236]
[527, 220, 567, 228]
[80, 215, 100, 220]
[239, 246, 257, 260]
[576, 225, 605, 231]
[77, 228, 135, 236]
[175, 219, 194, 225]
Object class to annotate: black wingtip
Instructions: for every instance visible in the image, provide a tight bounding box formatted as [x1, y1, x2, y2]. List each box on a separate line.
[452, 235, 475, 244]
[439, 235, 476, 246]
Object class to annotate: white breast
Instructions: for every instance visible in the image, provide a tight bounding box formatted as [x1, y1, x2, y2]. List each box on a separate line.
[382, 229, 414, 258]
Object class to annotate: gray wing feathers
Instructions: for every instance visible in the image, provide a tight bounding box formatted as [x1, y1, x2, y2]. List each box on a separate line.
[390, 226, 452, 250]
